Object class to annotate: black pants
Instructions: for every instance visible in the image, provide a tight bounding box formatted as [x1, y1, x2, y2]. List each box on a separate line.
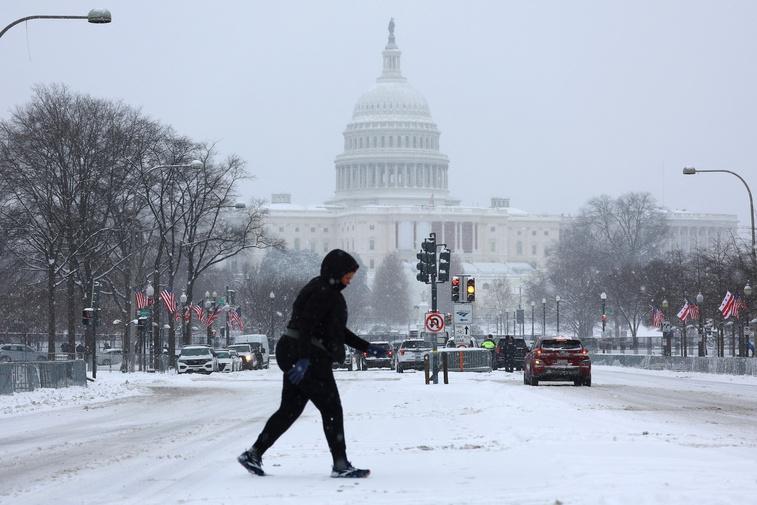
[252, 364, 348, 468]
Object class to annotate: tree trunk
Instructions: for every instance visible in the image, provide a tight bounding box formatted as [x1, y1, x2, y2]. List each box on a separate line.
[47, 262, 56, 360]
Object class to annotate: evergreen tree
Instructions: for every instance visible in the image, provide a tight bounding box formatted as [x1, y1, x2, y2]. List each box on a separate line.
[370, 252, 410, 325]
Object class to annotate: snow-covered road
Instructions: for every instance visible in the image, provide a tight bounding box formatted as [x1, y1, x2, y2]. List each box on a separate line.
[2, 365, 757, 505]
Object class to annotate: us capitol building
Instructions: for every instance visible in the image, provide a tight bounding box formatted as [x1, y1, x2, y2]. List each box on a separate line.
[261, 20, 738, 304]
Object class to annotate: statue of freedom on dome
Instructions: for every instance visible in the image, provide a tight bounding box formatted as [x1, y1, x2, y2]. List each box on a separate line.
[388, 18, 395, 36]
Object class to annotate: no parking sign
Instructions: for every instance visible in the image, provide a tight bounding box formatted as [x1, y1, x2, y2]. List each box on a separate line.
[424, 311, 445, 333]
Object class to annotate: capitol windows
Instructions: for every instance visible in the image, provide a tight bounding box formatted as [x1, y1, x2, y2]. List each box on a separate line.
[369, 224, 375, 230]
[369, 239, 375, 251]
[295, 227, 299, 233]
[389, 136, 394, 147]
[532, 230, 537, 236]
[310, 227, 315, 233]
[279, 227, 284, 233]
[370, 259, 375, 269]
[544, 231, 549, 236]
[381, 136, 385, 147]
[490, 226, 495, 232]
[489, 241, 496, 252]
[359, 137, 363, 148]
[323, 227, 328, 233]
[532, 244, 537, 256]
[516, 241, 523, 255]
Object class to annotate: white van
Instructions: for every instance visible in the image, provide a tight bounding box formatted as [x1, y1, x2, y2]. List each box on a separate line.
[232, 334, 271, 368]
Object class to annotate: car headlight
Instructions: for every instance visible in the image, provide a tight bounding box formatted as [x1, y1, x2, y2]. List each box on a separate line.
[244, 355, 250, 361]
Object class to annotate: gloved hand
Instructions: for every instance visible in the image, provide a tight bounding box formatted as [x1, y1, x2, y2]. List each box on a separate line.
[287, 358, 310, 385]
[366, 344, 384, 357]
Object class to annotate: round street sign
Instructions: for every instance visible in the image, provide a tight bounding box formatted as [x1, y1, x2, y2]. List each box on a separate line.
[424, 311, 445, 333]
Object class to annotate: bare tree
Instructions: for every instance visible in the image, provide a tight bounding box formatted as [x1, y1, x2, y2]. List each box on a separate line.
[370, 252, 410, 325]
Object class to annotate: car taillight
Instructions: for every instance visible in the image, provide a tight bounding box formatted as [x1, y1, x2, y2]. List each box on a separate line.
[363, 352, 367, 357]
[535, 349, 542, 357]
[388, 351, 393, 357]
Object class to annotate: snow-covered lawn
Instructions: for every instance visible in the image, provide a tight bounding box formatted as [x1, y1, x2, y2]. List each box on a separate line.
[2, 365, 757, 505]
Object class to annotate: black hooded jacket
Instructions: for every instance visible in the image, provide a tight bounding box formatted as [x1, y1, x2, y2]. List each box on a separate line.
[279, 249, 369, 369]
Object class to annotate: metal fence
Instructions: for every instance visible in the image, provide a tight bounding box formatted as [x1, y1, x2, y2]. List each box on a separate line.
[437, 348, 493, 372]
[0, 361, 87, 395]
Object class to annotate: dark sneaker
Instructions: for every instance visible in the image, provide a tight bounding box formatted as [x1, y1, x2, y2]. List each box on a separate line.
[238, 449, 265, 476]
[331, 462, 370, 478]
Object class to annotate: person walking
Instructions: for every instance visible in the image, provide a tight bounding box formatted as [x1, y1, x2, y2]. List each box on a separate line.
[238, 249, 381, 479]
[503, 335, 516, 372]
[481, 334, 496, 369]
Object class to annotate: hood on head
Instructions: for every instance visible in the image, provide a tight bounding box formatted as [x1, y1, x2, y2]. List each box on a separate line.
[320, 249, 359, 288]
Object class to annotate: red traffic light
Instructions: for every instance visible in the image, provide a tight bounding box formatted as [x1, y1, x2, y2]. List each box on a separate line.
[451, 276, 460, 286]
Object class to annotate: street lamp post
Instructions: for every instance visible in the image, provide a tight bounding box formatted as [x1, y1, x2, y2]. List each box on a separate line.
[745, 282, 753, 357]
[555, 295, 561, 335]
[269, 291, 276, 344]
[600, 292, 607, 354]
[696, 292, 705, 357]
[225, 286, 235, 348]
[204, 290, 217, 347]
[542, 298, 546, 337]
[145, 283, 155, 370]
[1, 9, 111, 39]
[178, 292, 187, 359]
[683, 167, 756, 271]
[662, 298, 670, 356]
[530, 301, 535, 340]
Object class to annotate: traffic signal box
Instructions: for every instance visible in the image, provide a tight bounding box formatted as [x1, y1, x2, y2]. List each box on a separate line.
[415, 237, 437, 283]
[437, 248, 450, 282]
[466, 278, 476, 302]
[451, 276, 461, 302]
[81, 308, 93, 326]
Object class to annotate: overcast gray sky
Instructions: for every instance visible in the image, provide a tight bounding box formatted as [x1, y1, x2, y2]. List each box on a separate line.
[2, 0, 756, 236]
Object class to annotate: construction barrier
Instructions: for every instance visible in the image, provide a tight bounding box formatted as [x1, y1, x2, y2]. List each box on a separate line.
[0, 360, 87, 394]
[437, 348, 492, 372]
[591, 354, 757, 376]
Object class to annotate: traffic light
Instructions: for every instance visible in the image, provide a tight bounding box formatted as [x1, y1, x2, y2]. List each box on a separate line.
[415, 237, 437, 283]
[451, 276, 461, 302]
[466, 278, 476, 302]
[82, 308, 93, 326]
[137, 317, 147, 331]
[437, 248, 451, 282]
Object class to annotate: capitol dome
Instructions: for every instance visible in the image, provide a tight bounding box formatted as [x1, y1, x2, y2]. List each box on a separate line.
[330, 19, 457, 207]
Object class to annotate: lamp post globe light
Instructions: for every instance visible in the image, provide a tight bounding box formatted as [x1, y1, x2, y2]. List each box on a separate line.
[179, 292, 188, 347]
[1, 9, 111, 39]
[600, 292, 607, 334]
[555, 295, 561, 335]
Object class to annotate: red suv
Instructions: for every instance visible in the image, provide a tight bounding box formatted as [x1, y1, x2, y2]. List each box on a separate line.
[523, 337, 591, 386]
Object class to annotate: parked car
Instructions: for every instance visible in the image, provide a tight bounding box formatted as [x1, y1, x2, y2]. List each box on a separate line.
[494, 337, 530, 371]
[228, 343, 259, 370]
[333, 345, 353, 370]
[97, 348, 123, 366]
[215, 349, 240, 372]
[395, 339, 432, 373]
[0, 344, 47, 362]
[523, 337, 591, 386]
[357, 341, 393, 370]
[177, 345, 218, 374]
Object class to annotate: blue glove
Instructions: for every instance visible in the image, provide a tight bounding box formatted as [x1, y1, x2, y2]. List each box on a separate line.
[366, 344, 384, 357]
[287, 358, 310, 384]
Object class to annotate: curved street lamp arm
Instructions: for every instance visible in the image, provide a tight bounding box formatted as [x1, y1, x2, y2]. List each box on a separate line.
[0, 15, 88, 39]
[696, 169, 755, 261]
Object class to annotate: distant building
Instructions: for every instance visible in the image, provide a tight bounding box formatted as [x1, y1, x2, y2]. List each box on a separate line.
[261, 21, 738, 307]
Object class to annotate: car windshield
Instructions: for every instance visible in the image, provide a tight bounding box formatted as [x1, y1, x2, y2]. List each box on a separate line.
[373, 343, 391, 349]
[229, 345, 250, 353]
[216, 351, 230, 358]
[249, 343, 262, 351]
[541, 339, 582, 350]
[180, 347, 211, 356]
[403, 340, 429, 349]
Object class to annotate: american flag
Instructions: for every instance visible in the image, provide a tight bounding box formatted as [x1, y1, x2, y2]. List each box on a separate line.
[135, 289, 149, 309]
[206, 307, 220, 326]
[191, 303, 205, 322]
[160, 289, 176, 315]
[733, 296, 748, 319]
[650, 307, 665, 328]
[719, 291, 735, 318]
[677, 301, 692, 322]
[229, 307, 244, 329]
